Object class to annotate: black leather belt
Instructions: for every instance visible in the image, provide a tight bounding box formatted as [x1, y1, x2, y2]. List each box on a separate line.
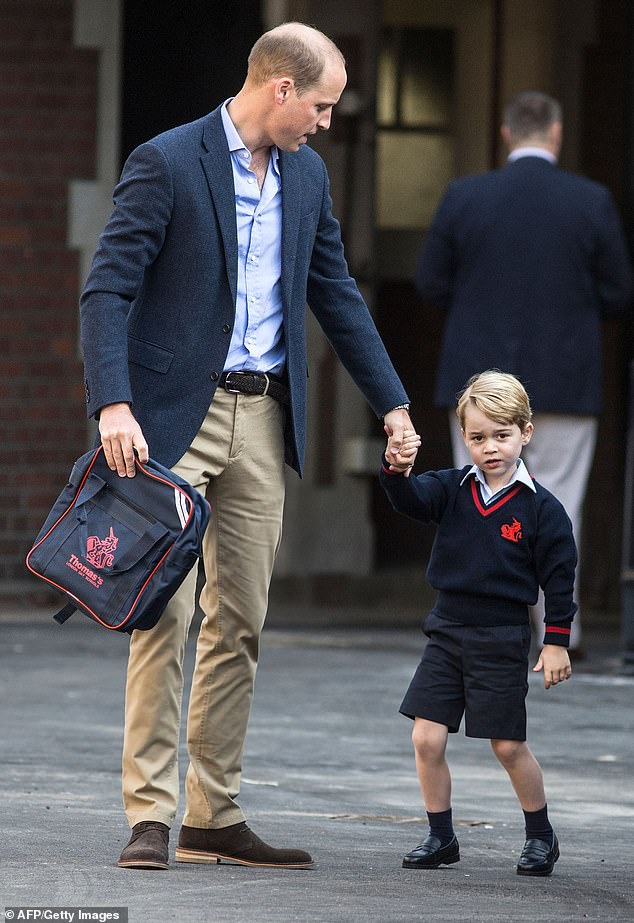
[219, 371, 289, 406]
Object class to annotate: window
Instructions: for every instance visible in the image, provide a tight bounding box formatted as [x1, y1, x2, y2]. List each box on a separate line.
[376, 27, 455, 229]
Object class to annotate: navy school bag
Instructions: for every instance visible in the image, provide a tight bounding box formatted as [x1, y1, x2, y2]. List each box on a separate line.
[26, 446, 210, 633]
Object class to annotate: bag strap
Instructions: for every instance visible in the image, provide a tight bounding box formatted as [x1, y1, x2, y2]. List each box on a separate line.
[53, 603, 76, 625]
[109, 520, 169, 573]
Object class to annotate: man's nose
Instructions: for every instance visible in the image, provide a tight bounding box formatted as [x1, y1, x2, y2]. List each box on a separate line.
[317, 110, 332, 130]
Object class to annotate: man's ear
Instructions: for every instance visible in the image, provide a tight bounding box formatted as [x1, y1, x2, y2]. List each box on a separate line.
[549, 120, 562, 155]
[274, 77, 294, 105]
[500, 124, 513, 149]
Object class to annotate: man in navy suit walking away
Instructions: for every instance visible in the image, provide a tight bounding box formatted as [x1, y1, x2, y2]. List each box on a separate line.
[80, 21, 413, 870]
[415, 91, 632, 656]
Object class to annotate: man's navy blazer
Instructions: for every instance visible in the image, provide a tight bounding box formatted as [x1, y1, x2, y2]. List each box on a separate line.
[415, 156, 632, 414]
[80, 106, 408, 475]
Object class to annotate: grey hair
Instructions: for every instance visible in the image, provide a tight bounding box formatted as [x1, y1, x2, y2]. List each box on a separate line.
[502, 91, 562, 142]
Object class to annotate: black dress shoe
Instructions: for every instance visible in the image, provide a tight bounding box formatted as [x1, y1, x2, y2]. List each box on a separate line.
[516, 833, 559, 876]
[118, 821, 169, 870]
[175, 822, 313, 869]
[402, 834, 460, 869]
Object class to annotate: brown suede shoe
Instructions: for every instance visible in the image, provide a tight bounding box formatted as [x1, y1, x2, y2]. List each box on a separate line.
[118, 821, 169, 870]
[175, 822, 313, 869]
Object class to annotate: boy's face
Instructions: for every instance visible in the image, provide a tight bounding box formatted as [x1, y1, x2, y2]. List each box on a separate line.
[461, 404, 533, 486]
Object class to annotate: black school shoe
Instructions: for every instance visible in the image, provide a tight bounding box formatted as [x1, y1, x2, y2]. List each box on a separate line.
[402, 834, 460, 869]
[516, 833, 560, 876]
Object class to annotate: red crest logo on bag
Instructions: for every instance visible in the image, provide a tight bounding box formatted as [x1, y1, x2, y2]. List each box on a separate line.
[500, 517, 522, 542]
[86, 526, 119, 568]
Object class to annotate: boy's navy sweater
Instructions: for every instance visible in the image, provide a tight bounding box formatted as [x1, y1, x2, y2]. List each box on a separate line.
[380, 460, 577, 647]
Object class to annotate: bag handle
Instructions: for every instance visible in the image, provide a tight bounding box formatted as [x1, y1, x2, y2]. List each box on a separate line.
[75, 472, 108, 507]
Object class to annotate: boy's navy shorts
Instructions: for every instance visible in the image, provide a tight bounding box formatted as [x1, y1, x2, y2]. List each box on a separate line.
[400, 611, 531, 740]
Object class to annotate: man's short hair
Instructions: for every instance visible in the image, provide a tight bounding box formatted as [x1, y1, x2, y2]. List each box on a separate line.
[456, 370, 533, 432]
[247, 22, 344, 95]
[502, 91, 562, 142]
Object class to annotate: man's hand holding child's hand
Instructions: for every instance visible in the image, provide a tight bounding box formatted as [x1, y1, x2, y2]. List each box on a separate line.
[385, 428, 421, 477]
[533, 644, 572, 689]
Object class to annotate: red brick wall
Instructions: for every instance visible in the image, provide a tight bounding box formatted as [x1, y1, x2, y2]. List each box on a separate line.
[0, 0, 98, 593]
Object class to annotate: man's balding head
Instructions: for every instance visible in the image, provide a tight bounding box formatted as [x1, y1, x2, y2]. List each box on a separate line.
[246, 22, 345, 95]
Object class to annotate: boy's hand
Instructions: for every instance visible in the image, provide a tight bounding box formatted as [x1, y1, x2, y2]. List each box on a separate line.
[384, 427, 421, 477]
[384, 407, 413, 464]
[532, 644, 572, 689]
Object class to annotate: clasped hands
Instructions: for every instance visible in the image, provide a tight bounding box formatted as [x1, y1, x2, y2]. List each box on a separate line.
[383, 408, 421, 478]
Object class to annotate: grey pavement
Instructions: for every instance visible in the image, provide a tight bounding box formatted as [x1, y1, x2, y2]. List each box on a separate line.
[1, 605, 633, 923]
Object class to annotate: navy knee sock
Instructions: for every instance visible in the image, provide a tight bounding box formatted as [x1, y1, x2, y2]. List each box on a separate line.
[427, 808, 454, 845]
[523, 804, 553, 845]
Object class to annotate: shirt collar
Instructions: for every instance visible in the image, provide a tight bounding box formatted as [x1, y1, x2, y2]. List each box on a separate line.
[460, 457, 536, 493]
[221, 99, 280, 176]
[507, 146, 557, 165]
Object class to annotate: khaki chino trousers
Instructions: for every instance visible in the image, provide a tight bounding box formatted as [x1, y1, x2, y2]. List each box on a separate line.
[122, 389, 286, 829]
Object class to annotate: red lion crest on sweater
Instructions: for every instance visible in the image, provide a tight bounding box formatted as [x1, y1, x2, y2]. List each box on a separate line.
[500, 517, 522, 543]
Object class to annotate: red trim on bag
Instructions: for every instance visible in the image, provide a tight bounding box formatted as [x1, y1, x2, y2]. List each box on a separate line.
[26, 447, 102, 564]
[26, 447, 204, 631]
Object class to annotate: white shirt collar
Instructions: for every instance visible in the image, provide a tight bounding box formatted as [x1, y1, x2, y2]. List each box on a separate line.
[460, 457, 536, 500]
[507, 146, 557, 165]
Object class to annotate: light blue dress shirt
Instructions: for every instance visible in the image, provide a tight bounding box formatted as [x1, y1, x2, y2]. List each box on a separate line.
[220, 101, 285, 374]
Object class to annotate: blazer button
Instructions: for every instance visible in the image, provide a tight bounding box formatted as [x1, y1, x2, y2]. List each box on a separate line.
[222, 323, 231, 334]
[210, 371, 219, 381]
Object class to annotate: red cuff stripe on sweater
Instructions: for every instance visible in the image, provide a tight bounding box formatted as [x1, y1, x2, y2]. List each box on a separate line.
[545, 626, 571, 635]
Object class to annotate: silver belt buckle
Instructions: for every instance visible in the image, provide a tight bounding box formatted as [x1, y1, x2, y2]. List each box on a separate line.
[224, 371, 243, 394]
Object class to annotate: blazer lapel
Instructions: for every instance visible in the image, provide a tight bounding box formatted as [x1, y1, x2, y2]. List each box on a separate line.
[279, 151, 300, 313]
[200, 109, 238, 306]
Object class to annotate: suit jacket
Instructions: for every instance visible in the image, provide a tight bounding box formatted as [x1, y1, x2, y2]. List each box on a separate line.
[81, 106, 408, 474]
[415, 156, 632, 414]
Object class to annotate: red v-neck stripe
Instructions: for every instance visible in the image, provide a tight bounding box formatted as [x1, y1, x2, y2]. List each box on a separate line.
[470, 477, 523, 517]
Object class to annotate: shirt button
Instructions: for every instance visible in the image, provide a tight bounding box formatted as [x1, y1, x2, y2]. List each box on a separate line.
[210, 371, 219, 381]
[222, 323, 231, 334]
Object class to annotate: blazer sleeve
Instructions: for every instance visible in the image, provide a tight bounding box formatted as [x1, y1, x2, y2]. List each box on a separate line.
[414, 183, 457, 309]
[80, 142, 175, 418]
[306, 162, 409, 418]
[593, 187, 633, 316]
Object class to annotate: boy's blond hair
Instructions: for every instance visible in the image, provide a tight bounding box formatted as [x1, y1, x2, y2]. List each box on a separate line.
[456, 370, 532, 431]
